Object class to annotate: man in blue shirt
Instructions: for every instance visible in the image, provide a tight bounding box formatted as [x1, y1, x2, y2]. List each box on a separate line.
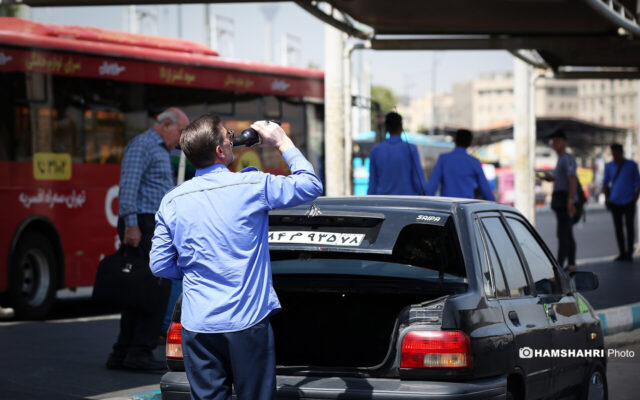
[425, 129, 495, 201]
[367, 112, 427, 195]
[150, 115, 322, 400]
[107, 107, 189, 371]
[541, 130, 578, 271]
[602, 143, 640, 261]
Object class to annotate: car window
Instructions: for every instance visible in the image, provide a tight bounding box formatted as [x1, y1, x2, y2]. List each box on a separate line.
[473, 220, 495, 297]
[480, 222, 509, 297]
[506, 217, 561, 295]
[481, 217, 531, 297]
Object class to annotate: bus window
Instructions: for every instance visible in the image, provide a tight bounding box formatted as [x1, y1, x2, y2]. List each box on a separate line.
[84, 110, 125, 164]
[264, 95, 281, 119]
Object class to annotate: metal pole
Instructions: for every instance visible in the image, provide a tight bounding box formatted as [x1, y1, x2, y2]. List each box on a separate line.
[513, 58, 536, 224]
[344, 42, 353, 195]
[636, 81, 640, 254]
[324, 23, 346, 196]
[343, 42, 371, 195]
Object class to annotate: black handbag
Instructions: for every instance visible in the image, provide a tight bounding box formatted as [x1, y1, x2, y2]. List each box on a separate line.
[92, 246, 169, 312]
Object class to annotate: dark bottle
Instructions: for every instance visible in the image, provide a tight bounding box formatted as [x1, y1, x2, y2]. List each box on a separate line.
[231, 120, 281, 148]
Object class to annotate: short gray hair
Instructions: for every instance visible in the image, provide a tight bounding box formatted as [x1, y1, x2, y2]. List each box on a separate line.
[156, 110, 179, 124]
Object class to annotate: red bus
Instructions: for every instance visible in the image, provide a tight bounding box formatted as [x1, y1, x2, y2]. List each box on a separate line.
[0, 17, 325, 318]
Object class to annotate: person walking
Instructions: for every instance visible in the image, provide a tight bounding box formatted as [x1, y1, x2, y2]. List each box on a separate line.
[106, 107, 189, 371]
[602, 143, 640, 262]
[425, 129, 495, 200]
[150, 115, 322, 400]
[541, 130, 578, 271]
[367, 112, 427, 195]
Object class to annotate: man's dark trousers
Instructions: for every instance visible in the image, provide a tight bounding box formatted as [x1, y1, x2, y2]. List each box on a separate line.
[610, 202, 636, 259]
[113, 214, 170, 358]
[182, 318, 277, 400]
[552, 191, 576, 267]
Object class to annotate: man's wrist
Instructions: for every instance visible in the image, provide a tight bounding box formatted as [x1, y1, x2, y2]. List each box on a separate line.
[124, 214, 138, 227]
[277, 137, 295, 154]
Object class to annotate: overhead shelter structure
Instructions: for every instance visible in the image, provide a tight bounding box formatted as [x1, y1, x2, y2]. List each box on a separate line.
[15, 0, 640, 221]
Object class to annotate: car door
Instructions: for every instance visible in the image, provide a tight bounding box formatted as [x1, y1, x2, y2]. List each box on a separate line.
[504, 214, 588, 397]
[479, 214, 553, 400]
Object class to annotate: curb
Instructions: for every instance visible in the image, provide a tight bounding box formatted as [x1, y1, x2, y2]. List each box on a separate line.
[596, 302, 640, 336]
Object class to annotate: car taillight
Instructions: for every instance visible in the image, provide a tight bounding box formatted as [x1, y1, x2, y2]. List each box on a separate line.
[166, 322, 183, 359]
[400, 330, 470, 368]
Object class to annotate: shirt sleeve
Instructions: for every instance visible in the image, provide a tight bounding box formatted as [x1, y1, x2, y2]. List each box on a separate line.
[150, 200, 182, 280]
[409, 144, 428, 195]
[367, 147, 378, 195]
[602, 163, 612, 188]
[474, 160, 496, 201]
[566, 155, 577, 177]
[633, 162, 640, 190]
[263, 148, 323, 210]
[118, 138, 149, 227]
[425, 155, 443, 196]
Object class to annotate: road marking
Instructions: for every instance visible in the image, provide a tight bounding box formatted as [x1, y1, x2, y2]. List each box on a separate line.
[99, 390, 161, 400]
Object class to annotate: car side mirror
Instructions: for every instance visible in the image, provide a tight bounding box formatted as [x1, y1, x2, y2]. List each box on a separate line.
[570, 271, 598, 292]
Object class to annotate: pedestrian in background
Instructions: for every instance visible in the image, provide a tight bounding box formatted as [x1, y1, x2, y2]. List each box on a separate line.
[425, 129, 495, 200]
[150, 115, 322, 400]
[541, 130, 578, 272]
[106, 107, 189, 371]
[367, 112, 428, 195]
[602, 143, 640, 262]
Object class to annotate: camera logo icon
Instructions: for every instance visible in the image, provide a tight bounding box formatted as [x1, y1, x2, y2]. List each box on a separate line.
[519, 347, 534, 359]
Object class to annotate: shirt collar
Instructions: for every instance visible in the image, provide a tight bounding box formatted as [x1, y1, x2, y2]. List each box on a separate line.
[388, 135, 403, 142]
[453, 147, 468, 154]
[148, 128, 167, 147]
[195, 163, 228, 177]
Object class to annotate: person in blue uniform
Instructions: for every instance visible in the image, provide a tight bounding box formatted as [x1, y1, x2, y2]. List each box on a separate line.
[602, 143, 640, 261]
[425, 129, 495, 201]
[367, 112, 427, 195]
[150, 115, 322, 400]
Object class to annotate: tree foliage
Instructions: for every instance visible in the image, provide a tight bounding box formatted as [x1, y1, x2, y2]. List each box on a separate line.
[0, 5, 22, 17]
[370, 85, 398, 131]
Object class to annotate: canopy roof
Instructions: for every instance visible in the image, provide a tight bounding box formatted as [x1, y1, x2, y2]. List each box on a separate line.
[13, 0, 640, 78]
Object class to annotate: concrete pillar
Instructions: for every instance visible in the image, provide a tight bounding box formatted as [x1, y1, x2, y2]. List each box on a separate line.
[513, 58, 536, 224]
[324, 24, 346, 196]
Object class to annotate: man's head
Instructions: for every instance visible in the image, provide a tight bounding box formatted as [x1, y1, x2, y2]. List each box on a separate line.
[180, 113, 234, 169]
[385, 112, 403, 135]
[610, 143, 624, 163]
[548, 129, 567, 154]
[154, 107, 189, 150]
[454, 129, 473, 148]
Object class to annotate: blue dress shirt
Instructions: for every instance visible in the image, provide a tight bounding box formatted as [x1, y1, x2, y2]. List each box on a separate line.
[118, 129, 174, 226]
[367, 136, 428, 195]
[425, 147, 495, 201]
[150, 148, 323, 333]
[603, 159, 640, 205]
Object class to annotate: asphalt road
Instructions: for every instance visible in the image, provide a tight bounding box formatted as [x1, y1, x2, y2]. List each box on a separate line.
[1, 301, 639, 400]
[535, 206, 624, 262]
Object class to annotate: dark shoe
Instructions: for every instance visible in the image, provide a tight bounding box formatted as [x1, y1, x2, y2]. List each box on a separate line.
[563, 265, 577, 272]
[123, 353, 166, 371]
[105, 352, 126, 370]
[625, 253, 634, 262]
[614, 254, 627, 262]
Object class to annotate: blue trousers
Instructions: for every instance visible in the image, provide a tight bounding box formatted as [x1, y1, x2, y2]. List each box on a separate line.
[182, 318, 277, 400]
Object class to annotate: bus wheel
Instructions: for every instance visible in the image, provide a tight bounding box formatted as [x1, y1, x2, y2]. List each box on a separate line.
[9, 232, 58, 319]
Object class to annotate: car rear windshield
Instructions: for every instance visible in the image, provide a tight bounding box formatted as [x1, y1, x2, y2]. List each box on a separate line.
[272, 258, 465, 283]
[271, 221, 466, 283]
